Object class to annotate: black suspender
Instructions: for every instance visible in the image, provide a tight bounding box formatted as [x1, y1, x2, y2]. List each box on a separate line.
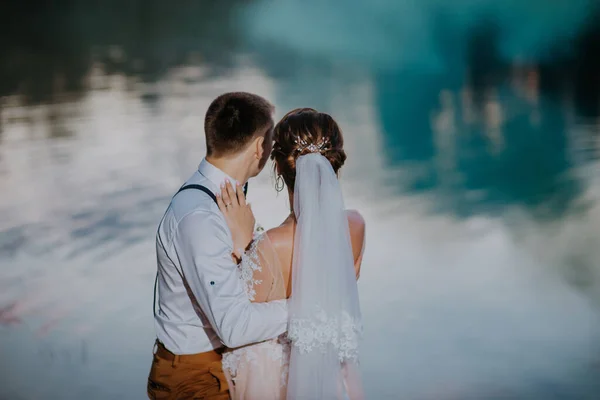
[175, 184, 218, 203]
[174, 182, 247, 204]
[153, 184, 218, 317]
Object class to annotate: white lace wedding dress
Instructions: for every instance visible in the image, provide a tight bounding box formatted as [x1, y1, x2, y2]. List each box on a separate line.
[223, 153, 364, 400]
[222, 233, 291, 400]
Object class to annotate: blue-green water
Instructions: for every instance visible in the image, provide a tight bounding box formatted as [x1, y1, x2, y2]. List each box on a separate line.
[1, 1, 600, 399]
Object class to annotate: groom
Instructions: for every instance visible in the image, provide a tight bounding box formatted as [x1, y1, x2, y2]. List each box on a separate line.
[147, 92, 288, 399]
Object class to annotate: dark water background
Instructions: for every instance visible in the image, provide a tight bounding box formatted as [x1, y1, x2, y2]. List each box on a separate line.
[2, 1, 600, 399]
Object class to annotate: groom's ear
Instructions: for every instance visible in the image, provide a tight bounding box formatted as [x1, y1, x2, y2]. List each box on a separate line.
[253, 135, 265, 160]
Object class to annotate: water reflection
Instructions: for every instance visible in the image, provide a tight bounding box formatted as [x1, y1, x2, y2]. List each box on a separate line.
[2, 1, 600, 399]
[0, 0, 246, 114]
[377, 71, 583, 219]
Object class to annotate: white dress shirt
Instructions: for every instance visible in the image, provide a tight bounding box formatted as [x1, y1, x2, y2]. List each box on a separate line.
[154, 158, 288, 354]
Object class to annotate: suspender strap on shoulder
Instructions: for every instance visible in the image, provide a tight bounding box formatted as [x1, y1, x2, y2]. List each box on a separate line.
[175, 184, 218, 204]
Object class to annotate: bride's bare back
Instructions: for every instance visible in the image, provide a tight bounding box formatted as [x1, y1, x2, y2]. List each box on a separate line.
[264, 210, 366, 300]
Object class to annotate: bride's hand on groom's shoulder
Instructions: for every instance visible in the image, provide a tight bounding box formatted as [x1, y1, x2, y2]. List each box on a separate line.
[216, 180, 255, 263]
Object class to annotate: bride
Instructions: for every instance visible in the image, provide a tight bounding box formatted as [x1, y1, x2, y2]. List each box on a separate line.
[216, 108, 366, 400]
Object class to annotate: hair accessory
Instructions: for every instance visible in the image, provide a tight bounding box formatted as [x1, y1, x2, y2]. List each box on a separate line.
[294, 137, 330, 154]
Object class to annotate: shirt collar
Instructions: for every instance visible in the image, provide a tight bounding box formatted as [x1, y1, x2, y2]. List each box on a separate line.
[198, 158, 239, 189]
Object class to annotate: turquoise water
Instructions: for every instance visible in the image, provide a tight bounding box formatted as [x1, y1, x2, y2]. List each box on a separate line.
[1, 1, 600, 399]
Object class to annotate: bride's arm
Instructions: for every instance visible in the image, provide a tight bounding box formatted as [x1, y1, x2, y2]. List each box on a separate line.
[347, 210, 366, 279]
[217, 183, 285, 304]
[240, 233, 285, 303]
[354, 239, 365, 280]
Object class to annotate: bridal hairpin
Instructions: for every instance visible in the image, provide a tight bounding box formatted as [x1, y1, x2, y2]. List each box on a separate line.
[294, 137, 330, 154]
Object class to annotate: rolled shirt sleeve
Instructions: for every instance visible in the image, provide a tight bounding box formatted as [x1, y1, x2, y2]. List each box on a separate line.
[172, 210, 288, 349]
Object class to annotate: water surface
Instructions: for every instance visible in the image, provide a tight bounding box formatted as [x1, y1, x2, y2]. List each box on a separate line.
[2, 1, 600, 399]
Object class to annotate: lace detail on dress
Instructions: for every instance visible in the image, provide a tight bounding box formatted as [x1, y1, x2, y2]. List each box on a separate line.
[221, 350, 241, 376]
[222, 335, 291, 387]
[288, 306, 363, 362]
[238, 235, 264, 301]
[224, 232, 290, 398]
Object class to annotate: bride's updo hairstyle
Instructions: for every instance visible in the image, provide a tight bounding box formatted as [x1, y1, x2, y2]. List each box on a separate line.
[271, 108, 346, 192]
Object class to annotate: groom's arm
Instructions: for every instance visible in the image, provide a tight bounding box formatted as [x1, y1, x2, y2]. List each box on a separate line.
[173, 210, 288, 349]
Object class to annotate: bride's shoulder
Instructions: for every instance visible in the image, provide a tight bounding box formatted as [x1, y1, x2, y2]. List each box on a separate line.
[346, 209, 366, 232]
[264, 222, 294, 254]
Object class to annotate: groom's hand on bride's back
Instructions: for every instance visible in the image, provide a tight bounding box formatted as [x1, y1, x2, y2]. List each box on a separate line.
[216, 180, 255, 262]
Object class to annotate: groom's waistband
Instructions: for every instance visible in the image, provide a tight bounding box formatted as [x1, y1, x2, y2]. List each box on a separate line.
[154, 340, 224, 364]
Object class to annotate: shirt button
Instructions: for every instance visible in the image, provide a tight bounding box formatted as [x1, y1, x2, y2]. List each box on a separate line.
[210, 281, 215, 286]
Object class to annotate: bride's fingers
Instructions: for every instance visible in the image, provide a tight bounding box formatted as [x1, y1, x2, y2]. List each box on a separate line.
[220, 182, 233, 210]
[216, 193, 228, 214]
[225, 180, 239, 208]
[236, 182, 246, 206]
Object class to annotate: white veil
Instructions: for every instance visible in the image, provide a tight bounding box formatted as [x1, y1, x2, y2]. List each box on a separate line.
[286, 153, 364, 400]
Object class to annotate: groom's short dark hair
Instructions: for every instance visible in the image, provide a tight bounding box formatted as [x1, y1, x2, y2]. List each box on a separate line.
[204, 92, 274, 156]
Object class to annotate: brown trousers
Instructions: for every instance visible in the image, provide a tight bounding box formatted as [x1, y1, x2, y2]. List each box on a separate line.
[147, 340, 230, 400]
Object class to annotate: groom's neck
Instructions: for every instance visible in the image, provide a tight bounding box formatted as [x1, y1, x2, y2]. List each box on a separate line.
[206, 154, 252, 184]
